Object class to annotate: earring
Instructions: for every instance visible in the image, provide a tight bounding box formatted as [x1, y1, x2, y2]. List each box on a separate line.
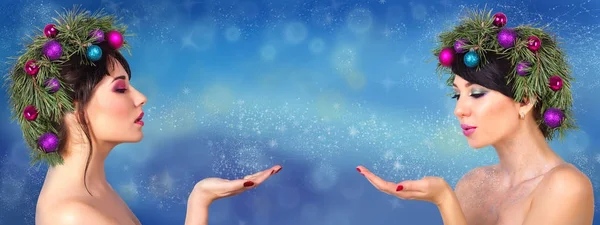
[519, 112, 525, 119]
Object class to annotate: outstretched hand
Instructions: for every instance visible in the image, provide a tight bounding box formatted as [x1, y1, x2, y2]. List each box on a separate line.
[191, 165, 282, 205]
[356, 165, 451, 206]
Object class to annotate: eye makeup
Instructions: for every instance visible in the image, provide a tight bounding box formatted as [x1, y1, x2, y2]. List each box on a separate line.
[112, 80, 128, 93]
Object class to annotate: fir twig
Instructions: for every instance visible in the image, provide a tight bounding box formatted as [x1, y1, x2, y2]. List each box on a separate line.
[432, 8, 576, 141]
[4, 5, 132, 167]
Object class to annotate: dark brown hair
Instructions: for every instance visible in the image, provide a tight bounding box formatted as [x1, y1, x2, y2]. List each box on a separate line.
[56, 41, 131, 195]
[450, 51, 547, 137]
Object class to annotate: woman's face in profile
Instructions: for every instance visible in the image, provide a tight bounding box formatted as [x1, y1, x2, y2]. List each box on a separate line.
[452, 75, 521, 148]
[84, 59, 148, 145]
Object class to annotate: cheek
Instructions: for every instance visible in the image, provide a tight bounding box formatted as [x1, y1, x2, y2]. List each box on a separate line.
[87, 96, 131, 125]
[476, 97, 519, 133]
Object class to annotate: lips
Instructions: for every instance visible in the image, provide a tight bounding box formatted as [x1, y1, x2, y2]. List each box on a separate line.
[135, 112, 144, 126]
[460, 124, 476, 136]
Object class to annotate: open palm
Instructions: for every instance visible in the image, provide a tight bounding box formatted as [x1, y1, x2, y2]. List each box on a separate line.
[193, 165, 282, 202]
[356, 165, 451, 205]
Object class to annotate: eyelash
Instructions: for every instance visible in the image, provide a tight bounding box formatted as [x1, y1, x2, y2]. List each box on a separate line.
[115, 88, 127, 93]
[451, 93, 485, 100]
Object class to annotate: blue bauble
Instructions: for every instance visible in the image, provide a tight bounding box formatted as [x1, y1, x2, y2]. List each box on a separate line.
[463, 50, 479, 68]
[86, 45, 102, 61]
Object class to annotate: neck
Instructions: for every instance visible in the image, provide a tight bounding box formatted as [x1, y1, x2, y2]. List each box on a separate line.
[491, 119, 563, 186]
[48, 137, 116, 194]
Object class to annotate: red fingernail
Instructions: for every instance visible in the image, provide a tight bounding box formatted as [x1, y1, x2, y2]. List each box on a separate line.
[275, 167, 282, 174]
[396, 185, 404, 191]
[271, 170, 275, 175]
[244, 181, 254, 187]
[356, 167, 361, 172]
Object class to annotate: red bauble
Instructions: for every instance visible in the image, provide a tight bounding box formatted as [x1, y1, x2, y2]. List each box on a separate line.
[24, 59, 39, 76]
[493, 12, 507, 27]
[549, 75, 563, 91]
[527, 36, 542, 52]
[44, 24, 59, 38]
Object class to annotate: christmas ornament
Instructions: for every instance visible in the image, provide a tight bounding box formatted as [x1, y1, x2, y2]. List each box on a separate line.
[463, 49, 480, 68]
[89, 29, 105, 43]
[23, 105, 38, 121]
[492, 12, 507, 27]
[497, 28, 517, 48]
[454, 39, 468, 53]
[106, 30, 124, 49]
[438, 47, 455, 67]
[543, 107, 564, 128]
[44, 78, 60, 94]
[24, 59, 39, 76]
[516, 61, 531, 76]
[86, 45, 102, 61]
[42, 40, 62, 61]
[549, 75, 563, 91]
[43, 24, 59, 38]
[527, 36, 541, 52]
[38, 132, 59, 153]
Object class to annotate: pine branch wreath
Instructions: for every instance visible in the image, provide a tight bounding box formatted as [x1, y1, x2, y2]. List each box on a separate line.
[432, 8, 576, 141]
[4, 5, 131, 167]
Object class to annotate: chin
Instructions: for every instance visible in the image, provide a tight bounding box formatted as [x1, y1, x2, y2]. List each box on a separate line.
[466, 139, 488, 149]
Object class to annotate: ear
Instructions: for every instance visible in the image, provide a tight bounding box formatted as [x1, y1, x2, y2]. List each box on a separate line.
[518, 96, 537, 117]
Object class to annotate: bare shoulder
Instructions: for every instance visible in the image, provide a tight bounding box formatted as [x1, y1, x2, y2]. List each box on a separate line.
[535, 163, 593, 197]
[37, 199, 118, 225]
[522, 163, 594, 224]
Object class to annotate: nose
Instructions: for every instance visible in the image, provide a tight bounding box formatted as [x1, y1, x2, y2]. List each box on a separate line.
[453, 97, 471, 118]
[131, 86, 147, 107]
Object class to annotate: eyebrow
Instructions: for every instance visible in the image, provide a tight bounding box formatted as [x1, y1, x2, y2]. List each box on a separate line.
[452, 82, 473, 88]
[111, 75, 127, 83]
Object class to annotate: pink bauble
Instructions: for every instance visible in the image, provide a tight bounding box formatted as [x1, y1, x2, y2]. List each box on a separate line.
[106, 30, 124, 49]
[492, 12, 507, 27]
[527, 36, 542, 52]
[24, 59, 40, 76]
[23, 105, 38, 121]
[439, 47, 455, 67]
[44, 24, 59, 38]
[549, 75, 563, 91]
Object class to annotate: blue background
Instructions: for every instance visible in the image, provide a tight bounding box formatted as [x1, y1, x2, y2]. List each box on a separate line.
[1, 0, 599, 224]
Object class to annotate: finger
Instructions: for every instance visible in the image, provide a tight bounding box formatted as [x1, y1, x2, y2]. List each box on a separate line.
[356, 166, 397, 193]
[252, 165, 282, 185]
[243, 165, 281, 180]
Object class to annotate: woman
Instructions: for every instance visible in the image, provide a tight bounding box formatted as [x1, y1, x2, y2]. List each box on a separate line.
[7, 8, 281, 225]
[357, 10, 594, 225]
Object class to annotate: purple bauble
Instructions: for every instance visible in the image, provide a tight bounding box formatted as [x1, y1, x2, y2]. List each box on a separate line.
[105, 30, 124, 49]
[497, 28, 517, 48]
[23, 105, 38, 121]
[89, 29, 105, 43]
[543, 107, 564, 128]
[44, 78, 60, 93]
[42, 40, 62, 61]
[439, 47, 455, 67]
[38, 132, 59, 153]
[454, 39, 468, 53]
[516, 61, 531, 76]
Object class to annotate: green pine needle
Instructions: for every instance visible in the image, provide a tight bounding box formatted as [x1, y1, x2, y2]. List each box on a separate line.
[432, 8, 576, 141]
[4, 5, 131, 167]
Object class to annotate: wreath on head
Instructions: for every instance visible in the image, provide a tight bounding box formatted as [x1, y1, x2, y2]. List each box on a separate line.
[5, 6, 131, 166]
[432, 8, 576, 141]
